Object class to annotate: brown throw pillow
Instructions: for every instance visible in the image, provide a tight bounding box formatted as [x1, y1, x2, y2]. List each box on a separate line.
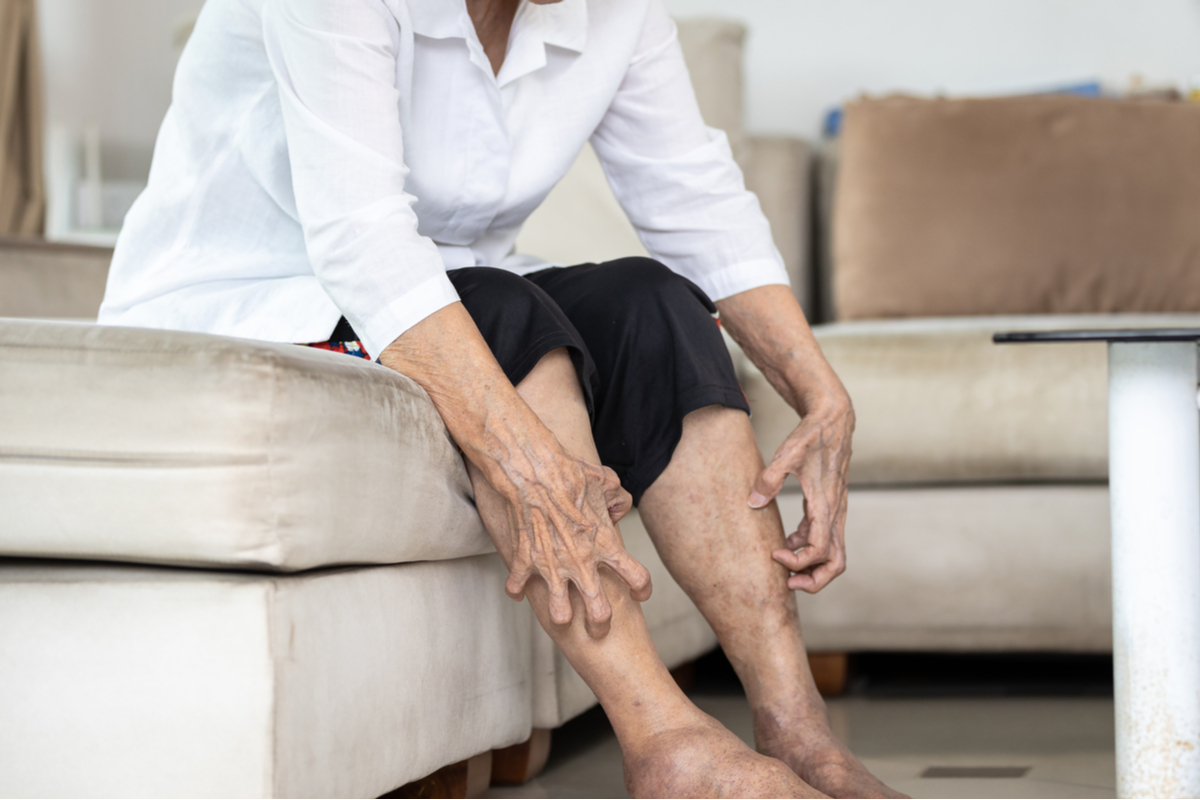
[832, 94, 1200, 320]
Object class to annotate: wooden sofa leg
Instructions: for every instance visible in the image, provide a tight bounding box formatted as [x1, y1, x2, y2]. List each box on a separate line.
[808, 652, 849, 696]
[490, 728, 552, 786]
[382, 751, 493, 799]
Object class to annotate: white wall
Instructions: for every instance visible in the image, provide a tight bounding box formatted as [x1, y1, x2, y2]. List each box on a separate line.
[662, 0, 1200, 138]
[37, 0, 204, 179]
[35, 0, 1200, 172]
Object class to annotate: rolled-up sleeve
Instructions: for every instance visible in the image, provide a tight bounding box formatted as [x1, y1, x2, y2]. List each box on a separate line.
[262, 0, 458, 358]
[590, 0, 788, 302]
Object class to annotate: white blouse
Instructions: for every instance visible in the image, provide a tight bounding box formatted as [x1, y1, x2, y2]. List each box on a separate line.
[99, 0, 788, 360]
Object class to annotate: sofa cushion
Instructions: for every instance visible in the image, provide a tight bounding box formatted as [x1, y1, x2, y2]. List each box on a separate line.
[833, 95, 1200, 320]
[782, 485, 1113, 652]
[742, 313, 1200, 485]
[0, 554, 530, 798]
[0, 319, 490, 570]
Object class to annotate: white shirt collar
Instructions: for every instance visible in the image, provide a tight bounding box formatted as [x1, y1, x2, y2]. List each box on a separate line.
[407, 0, 588, 54]
[526, 0, 588, 54]
[406, 0, 469, 41]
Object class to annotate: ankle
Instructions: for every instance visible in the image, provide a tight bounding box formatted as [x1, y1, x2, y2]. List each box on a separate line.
[752, 698, 835, 753]
[606, 684, 705, 751]
[721, 636, 824, 711]
[739, 667, 828, 728]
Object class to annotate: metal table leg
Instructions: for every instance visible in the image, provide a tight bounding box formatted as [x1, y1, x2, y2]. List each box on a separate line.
[1109, 341, 1200, 798]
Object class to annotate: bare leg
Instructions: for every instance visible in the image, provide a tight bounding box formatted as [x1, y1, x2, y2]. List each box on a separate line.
[467, 350, 823, 798]
[639, 406, 904, 799]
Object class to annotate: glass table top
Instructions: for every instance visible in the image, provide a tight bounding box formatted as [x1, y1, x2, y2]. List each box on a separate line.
[995, 329, 1200, 344]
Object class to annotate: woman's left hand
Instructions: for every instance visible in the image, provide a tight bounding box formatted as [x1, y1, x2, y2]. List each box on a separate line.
[714, 284, 856, 594]
[750, 395, 855, 593]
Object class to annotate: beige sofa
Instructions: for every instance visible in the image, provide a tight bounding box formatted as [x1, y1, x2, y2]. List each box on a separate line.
[0, 21, 802, 798]
[0, 311, 725, 797]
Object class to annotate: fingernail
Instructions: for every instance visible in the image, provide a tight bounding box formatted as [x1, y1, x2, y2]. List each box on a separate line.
[748, 491, 770, 508]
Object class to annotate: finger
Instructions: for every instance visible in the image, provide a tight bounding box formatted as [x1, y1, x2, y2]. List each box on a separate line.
[789, 550, 846, 594]
[577, 579, 614, 640]
[505, 507, 538, 600]
[599, 467, 633, 523]
[608, 487, 633, 523]
[794, 486, 833, 559]
[568, 564, 613, 639]
[771, 547, 811, 573]
[789, 564, 834, 594]
[788, 570, 820, 593]
[777, 523, 832, 573]
[545, 573, 574, 626]
[786, 545, 830, 574]
[785, 516, 813, 550]
[601, 466, 622, 496]
[505, 569, 529, 602]
[605, 550, 653, 602]
[749, 457, 790, 508]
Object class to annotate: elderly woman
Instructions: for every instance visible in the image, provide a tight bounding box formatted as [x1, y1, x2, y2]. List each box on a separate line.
[100, 0, 901, 796]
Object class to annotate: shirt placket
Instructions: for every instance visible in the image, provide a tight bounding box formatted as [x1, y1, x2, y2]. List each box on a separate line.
[444, 21, 512, 253]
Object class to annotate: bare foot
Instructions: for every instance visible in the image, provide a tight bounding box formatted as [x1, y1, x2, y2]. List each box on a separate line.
[756, 714, 908, 799]
[624, 716, 828, 798]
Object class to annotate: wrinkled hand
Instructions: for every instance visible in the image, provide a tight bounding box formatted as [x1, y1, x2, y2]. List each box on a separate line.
[750, 398, 854, 593]
[501, 451, 650, 638]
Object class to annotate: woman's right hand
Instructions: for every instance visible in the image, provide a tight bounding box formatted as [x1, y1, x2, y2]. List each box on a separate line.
[489, 444, 651, 639]
[379, 302, 649, 640]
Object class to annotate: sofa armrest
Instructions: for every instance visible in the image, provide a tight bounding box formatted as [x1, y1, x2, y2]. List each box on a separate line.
[744, 135, 814, 317]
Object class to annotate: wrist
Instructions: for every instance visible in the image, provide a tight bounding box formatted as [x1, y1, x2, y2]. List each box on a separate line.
[786, 366, 852, 421]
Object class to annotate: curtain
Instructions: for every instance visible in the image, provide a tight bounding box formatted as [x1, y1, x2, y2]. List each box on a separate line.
[0, 0, 43, 236]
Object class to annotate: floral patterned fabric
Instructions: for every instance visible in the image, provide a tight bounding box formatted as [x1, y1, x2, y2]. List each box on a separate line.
[304, 340, 371, 360]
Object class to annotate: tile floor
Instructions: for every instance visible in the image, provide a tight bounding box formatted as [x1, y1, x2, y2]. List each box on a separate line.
[487, 656, 1116, 799]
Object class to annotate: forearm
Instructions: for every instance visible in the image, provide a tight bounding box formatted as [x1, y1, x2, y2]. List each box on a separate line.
[715, 285, 850, 418]
[377, 302, 562, 489]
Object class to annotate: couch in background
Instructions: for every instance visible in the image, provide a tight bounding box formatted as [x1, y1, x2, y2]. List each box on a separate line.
[786, 94, 1200, 653]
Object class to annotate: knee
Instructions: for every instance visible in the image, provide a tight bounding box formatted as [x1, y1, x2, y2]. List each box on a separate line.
[606, 258, 715, 325]
[605, 258, 683, 296]
[454, 267, 537, 305]
[453, 267, 552, 323]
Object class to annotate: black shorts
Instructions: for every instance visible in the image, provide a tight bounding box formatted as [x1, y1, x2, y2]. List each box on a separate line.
[333, 257, 749, 504]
